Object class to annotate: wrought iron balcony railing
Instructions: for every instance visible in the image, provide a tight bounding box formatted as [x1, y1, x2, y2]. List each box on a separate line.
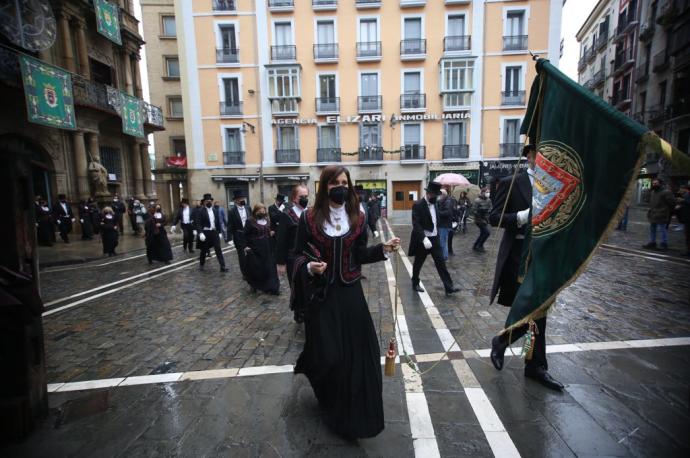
[400, 145, 425, 161]
[356, 41, 382, 59]
[500, 143, 522, 157]
[216, 48, 239, 63]
[358, 95, 382, 112]
[503, 35, 528, 51]
[444, 35, 471, 52]
[442, 144, 469, 160]
[271, 45, 297, 61]
[400, 93, 426, 110]
[276, 149, 300, 163]
[212, 0, 236, 11]
[313, 43, 339, 60]
[359, 147, 384, 162]
[223, 151, 245, 165]
[313, 0, 337, 8]
[317, 148, 342, 162]
[220, 101, 243, 116]
[400, 39, 427, 56]
[501, 90, 526, 106]
[316, 97, 340, 113]
[269, 0, 294, 8]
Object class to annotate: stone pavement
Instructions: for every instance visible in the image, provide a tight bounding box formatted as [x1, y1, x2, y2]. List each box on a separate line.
[3, 209, 689, 457]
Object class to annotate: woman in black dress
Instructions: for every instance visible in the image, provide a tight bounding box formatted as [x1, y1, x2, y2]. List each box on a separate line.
[243, 203, 280, 295]
[100, 206, 119, 256]
[36, 198, 55, 246]
[145, 205, 173, 265]
[78, 200, 94, 240]
[291, 165, 400, 439]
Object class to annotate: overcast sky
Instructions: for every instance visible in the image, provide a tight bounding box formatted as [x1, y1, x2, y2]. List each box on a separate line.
[560, 0, 600, 80]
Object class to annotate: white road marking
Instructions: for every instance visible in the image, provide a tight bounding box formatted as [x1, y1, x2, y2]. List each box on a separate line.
[43, 247, 235, 317]
[599, 244, 690, 265]
[47, 336, 690, 393]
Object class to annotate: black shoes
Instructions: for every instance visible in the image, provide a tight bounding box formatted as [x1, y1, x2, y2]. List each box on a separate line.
[642, 242, 657, 249]
[525, 367, 564, 391]
[412, 284, 425, 293]
[220, 267, 228, 272]
[445, 287, 460, 296]
[490, 336, 507, 371]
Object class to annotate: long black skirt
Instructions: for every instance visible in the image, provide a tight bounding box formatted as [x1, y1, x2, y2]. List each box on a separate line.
[101, 227, 118, 254]
[37, 221, 54, 246]
[245, 240, 279, 294]
[147, 231, 173, 262]
[295, 279, 384, 439]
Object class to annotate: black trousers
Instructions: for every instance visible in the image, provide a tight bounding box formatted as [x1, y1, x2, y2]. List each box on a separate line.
[199, 230, 225, 268]
[500, 316, 547, 372]
[57, 219, 71, 242]
[447, 229, 454, 254]
[368, 217, 378, 235]
[181, 223, 195, 251]
[411, 235, 454, 292]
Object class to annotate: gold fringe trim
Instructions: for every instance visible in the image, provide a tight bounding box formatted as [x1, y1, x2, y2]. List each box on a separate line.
[499, 132, 648, 336]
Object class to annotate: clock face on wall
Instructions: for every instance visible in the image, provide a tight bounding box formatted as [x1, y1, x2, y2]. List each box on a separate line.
[0, 0, 56, 52]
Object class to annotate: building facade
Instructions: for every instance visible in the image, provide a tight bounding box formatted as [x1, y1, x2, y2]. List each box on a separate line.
[577, 0, 690, 202]
[175, 0, 562, 216]
[0, 0, 164, 209]
[141, 0, 187, 215]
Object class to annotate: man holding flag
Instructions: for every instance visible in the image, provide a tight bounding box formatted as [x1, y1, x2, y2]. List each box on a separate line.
[487, 58, 690, 391]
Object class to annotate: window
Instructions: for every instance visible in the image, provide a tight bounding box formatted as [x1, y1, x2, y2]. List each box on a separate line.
[162, 15, 176, 37]
[268, 67, 300, 113]
[171, 138, 186, 157]
[506, 10, 525, 36]
[659, 81, 667, 107]
[165, 57, 180, 77]
[402, 18, 424, 54]
[318, 74, 338, 112]
[440, 59, 474, 108]
[502, 119, 521, 157]
[503, 66, 524, 105]
[360, 72, 379, 110]
[318, 125, 339, 148]
[359, 18, 378, 42]
[100, 147, 121, 181]
[360, 123, 381, 147]
[444, 121, 466, 145]
[274, 22, 293, 46]
[402, 71, 423, 109]
[224, 128, 243, 164]
[221, 77, 241, 114]
[277, 126, 299, 149]
[168, 96, 183, 118]
[316, 20, 335, 44]
[403, 123, 421, 145]
[448, 14, 465, 36]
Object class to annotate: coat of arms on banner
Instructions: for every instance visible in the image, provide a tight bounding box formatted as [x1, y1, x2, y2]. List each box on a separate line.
[93, 0, 122, 45]
[19, 55, 76, 130]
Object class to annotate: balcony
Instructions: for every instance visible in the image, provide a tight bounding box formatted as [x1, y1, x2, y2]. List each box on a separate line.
[359, 146, 384, 162]
[583, 79, 594, 90]
[500, 143, 522, 157]
[358, 95, 382, 113]
[144, 102, 164, 128]
[313, 0, 337, 10]
[313, 43, 339, 62]
[212, 0, 236, 11]
[578, 52, 588, 72]
[400, 93, 426, 112]
[586, 46, 596, 63]
[610, 89, 631, 109]
[652, 51, 670, 73]
[595, 32, 608, 51]
[639, 22, 654, 42]
[443, 92, 472, 111]
[656, 0, 678, 27]
[220, 101, 243, 116]
[613, 48, 634, 75]
[400, 145, 425, 162]
[503, 35, 528, 51]
[216, 48, 239, 64]
[669, 21, 690, 56]
[442, 144, 469, 161]
[670, 101, 690, 120]
[400, 0, 426, 7]
[270, 97, 299, 115]
[276, 149, 300, 164]
[444, 35, 471, 52]
[356, 41, 382, 61]
[223, 151, 245, 165]
[635, 62, 649, 83]
[271, 45, 296, 61]
[400, 39, 427, 59]
[268, 0, 294, 11]
[502, 90, 526, 106]
[592, 68, 605, 87]
[165, 156, 187, 168]
[316, 97, 340, 114]
[445, 0, 471, 3]
[356, 0, 381, 8]
[615, 11, 638, 41]
[648, 105, 670, 124]
[317, 148, 341, 163]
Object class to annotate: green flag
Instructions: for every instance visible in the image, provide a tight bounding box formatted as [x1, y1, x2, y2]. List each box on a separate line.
[19, 55, 76, 130]
[504, 58, 690, 333]
[94, 0, 122, 45]
[121, 92, 144, 138]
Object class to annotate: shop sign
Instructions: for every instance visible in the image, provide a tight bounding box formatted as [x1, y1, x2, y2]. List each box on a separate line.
[272, 112, 470, 125]
[479, 160, 528, 186]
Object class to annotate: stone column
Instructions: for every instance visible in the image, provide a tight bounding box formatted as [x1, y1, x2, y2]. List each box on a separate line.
[140, 144, 153, 197]
[88, 133, 100, 162]
[58, 12, 76, 73]
[72, 131, 89, 199]
[130, 142, 144, 199]
[75, 20, 91, 80]
[134, 58, 143, 99]
[123, 52, 134, 95]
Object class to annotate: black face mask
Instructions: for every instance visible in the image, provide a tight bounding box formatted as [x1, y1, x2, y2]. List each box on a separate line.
[298, 196, 309, 208]
[237, 200, 246, 207]
[428, 196, 438, 204]
[213, 204, 219, 208]
[652, 184, 660, 190]
[328, 186, 348, 205]
[205, 202, 212, 208]
[256, 213, 267, 219]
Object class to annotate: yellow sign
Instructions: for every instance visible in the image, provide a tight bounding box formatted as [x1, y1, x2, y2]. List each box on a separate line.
[357, 180, 386, 190]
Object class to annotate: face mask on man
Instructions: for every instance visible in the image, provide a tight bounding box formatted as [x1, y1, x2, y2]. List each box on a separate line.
[298, 196, 309, 208]
[428, 195, 438, 204]
[328, 186, 348, 205]
[237, 200, 246, 207]
[205, 202, 213, 208]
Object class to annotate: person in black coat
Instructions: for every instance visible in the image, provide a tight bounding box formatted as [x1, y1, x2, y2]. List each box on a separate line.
[243, 203, 280, 294]
[100, 206, 119, 256]
[196, 193, 227, 272]
[88, 198, 101, 235]
[111, 194, 126, 235]
[268, 193, 285, 251]
[78, 199, 94, 240]
[408, 181, 460, 296]
[36, 197, 55, 247]
[227, 189, 249, 277]
[276, 184, 310, 293]
[53, 193, 75, 243]
[145, 204, 173, 264]
[172, 198, 196, 253]
[367, 194, 381, 237]
[488, 144, 563, 391]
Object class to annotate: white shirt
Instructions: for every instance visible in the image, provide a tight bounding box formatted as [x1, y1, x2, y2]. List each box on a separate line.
[323, 205, 349, 237]
[238, 205, 247, 227]
[182, 206, 190, 224]
[60, 202, 68, 215]
[205, 207, 215, 230]
[293, 204, 304, 219]
[257, 218, 268, 226]
[423, 198, 438, 237]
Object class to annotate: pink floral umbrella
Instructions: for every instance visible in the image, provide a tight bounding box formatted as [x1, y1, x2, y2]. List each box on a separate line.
[434, 173, 471, 187]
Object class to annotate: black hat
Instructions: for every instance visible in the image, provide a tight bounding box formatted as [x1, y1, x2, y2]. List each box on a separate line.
[58, 193, 66, 200]
[276, 193, 286, 202]
[232, 189, 247, 200]
[180, 198, 189, 204]
[425, 181, 442, 195]
[202, 193, 213, 201]
[522, 144, 537, 157]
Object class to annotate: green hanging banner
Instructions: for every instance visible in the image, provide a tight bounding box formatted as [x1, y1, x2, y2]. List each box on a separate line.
[121, 92, 144, 137]
[94, 0, 122, 45]
[19, 55, 76, 130]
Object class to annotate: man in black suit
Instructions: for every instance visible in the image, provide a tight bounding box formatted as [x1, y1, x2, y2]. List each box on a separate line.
[195, 193, 227, 272]
[53, 193, 75, 243]
[172, 198, 195, 253]
[408, 181, 460, 296]
[488, 144, 563, 391]
[111, 194, 126, 235]
[367, 194, 381, 237]
[227, 189, 249, 278]
[276, 184, 309, 289]
[268, 193, 285, 251]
